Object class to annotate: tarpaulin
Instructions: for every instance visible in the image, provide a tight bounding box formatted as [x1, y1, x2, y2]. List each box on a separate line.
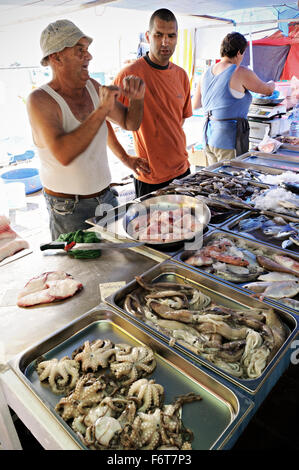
[242, 23, 299, 80]
[242, 44, 290, 81]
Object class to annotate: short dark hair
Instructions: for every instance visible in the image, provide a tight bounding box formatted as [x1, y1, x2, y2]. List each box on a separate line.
[149, 8, 178, 31]
[220, 32, 248, 58]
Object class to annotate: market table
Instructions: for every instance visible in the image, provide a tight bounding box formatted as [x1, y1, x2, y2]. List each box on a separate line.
[0, 234, 162, 449]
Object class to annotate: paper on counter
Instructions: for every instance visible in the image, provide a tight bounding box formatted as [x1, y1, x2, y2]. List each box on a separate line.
[99, 281, 126, 301]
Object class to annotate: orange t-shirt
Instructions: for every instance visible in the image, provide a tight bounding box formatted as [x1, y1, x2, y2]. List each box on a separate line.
[114, 57, 192, 184]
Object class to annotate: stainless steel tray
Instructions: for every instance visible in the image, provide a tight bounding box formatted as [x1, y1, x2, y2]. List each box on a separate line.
[221, 210, 299, 254]
[207, 159, 297, 180]
[107, 261, 297, 397]
[174, 229, 299, 317]
[86, 200, 213, 258]
[276, 136, 299, 152]
[236, 151, 299, 172]
[8, 305, 253, 450]
[86, 202, 170, 260]
[140, 170, 268, 216]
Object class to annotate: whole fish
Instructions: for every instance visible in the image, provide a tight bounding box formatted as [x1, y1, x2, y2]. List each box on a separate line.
[238, 215, 268, 233]
[262, 223, 297, 238]
[258, 272, 298, 282]
[282, 234, 299, 249]
[243, 281, 277, 293]
[257, 255, 299, 277]
[272, 254, 299, 274]
[262, 281, 299, 299]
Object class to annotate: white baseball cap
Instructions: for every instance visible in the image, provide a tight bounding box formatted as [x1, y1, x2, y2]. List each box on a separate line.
[40, 19, 93, 66]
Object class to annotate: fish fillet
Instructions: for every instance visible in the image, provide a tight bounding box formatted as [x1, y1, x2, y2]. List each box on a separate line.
[0, 215, 17, 240]
[17, 271, 82, 307]
[0, 239, 29, 262]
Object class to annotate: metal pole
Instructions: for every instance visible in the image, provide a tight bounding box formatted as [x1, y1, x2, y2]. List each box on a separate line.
[249, 30, 253, 70]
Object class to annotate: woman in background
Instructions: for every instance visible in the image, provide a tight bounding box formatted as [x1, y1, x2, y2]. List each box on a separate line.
[193, 32, 275, 165]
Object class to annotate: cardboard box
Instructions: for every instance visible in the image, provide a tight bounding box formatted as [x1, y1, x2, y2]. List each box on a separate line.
[188, 149, 207, 167]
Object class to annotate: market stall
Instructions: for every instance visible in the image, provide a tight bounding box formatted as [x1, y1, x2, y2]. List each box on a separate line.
[0, 0, 299, 454]
[1, 148, 299, 451]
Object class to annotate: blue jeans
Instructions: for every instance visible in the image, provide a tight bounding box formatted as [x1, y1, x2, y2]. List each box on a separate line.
[43, 188, 118, 240]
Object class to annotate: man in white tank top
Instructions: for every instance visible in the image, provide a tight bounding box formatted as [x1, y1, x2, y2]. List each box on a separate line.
[27, 19, 147, 240]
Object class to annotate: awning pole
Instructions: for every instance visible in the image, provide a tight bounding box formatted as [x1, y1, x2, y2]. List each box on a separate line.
[249, 30, 253, 70]
[248, 10, 253, 70]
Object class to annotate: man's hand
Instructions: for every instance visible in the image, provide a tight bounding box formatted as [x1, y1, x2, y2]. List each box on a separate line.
[124, 155, 150, 175]
[121, 76, 145, 101]
[99, 85, 120, 113]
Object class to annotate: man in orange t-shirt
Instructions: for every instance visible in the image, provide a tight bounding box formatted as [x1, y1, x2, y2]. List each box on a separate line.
[114, 8, 192, 197]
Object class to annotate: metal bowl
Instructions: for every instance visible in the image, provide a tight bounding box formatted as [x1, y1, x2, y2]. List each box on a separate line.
[252, 97, 285, 106]
[123, 194, 211, 250]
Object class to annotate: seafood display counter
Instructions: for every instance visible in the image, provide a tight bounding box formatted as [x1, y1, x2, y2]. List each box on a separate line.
[2, 153, 299, 450]
[8, 305, 254, 450]
[174, 230, 299, 317]
[106, 260, 298, 405]
[0, 238, 159, 450]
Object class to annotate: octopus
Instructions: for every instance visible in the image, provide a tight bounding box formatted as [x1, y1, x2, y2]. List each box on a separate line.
[120, 393, 201, 450]
[73, 339, 116, 372]
[124, 272, 288, 380]
[36, 356, 80, 395]
[124, 276, 211, 321]
[81, 398, 138, 449]
[128, 378, 164, 412]
[55, 373, 109, 421]
[46, 339, 203, 451]
[110, 344, 156, 385]
[85, 416, 122, 448]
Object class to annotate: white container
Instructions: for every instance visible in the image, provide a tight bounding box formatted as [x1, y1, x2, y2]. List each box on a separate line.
[249, 118, 281, 139]
[275, 82, 292, 98]
[0, 179, 9, 216]
[279, 116, 291, 134]
[4, 182, 26, 209]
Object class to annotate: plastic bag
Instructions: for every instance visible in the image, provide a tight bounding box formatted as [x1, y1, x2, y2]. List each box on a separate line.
[258, 128, 283, 153]
[290, 76, 299, 103]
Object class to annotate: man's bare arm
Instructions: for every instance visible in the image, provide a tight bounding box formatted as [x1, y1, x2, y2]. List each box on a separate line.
[27, 77, 145, 166]
[107, 76, 145, 130]
[27, 86, 119, 166]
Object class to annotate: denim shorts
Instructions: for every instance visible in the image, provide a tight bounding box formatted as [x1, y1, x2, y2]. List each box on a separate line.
[43, 188, 118, 240]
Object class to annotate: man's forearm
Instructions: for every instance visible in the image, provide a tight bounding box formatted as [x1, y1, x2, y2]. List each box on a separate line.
[124, 98, 144, 131]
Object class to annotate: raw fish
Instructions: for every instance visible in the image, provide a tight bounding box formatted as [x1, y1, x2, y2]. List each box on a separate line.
[258, 272, 298, 282]
[17, 271, 82, 307]
[0, 239, 29, 262]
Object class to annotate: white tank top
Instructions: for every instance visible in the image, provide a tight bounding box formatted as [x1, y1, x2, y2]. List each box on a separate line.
[37, 80, 111, 195]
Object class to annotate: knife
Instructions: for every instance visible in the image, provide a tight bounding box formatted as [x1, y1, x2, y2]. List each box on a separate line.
[40, 241, 143, 252]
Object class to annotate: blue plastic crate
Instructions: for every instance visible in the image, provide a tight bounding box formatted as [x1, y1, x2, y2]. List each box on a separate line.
[1, 167, 42, 194]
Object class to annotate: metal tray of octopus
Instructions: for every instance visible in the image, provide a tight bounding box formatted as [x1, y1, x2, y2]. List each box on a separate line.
[107, 261, 297, 398]
[8, 305, 254, 450]
[174, 229, 299, 316]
